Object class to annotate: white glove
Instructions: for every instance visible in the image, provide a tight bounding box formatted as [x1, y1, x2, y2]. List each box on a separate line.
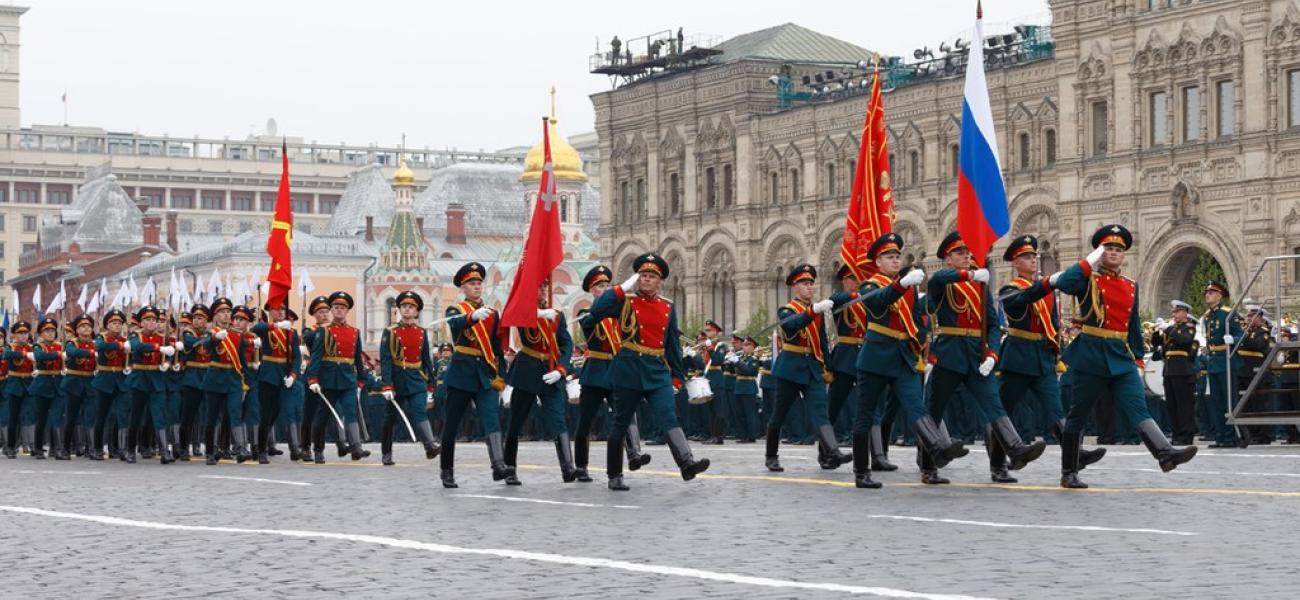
[276, 320, 292, 330]
[123, 366, 133, 375]
[174, 340, 185, 352]
[537, 308, 558, 321]
[683, 347, 697, 358]
[426, 391, 434, 406]
[24, 352, 33, 362]
[812, 299, 834, 315]
[59, 352, 67, 361]
[299, 345, 309, 356]
[978, 356, 996, 377]
[1048, 271, 1063, 287]
[214, 329, 228, 341]
[970, 268, 990, 284]
[1086, 244, 1105, 267]
[172, 363, 183, 372]
[1223, 334, 1235, 345]
[283, 375, 296, 389]
[253, 338, 263, 349]
[309, 383, 322, 395]
[121, 341, 130, 353]
[470, 307, 492, 322]
[620, 273, 639, 293]
[160, 345, 175, 357]
[704, 339, 714, 348]
[724, 353, 740, 364]
[542, 370, 562, 385]
[899, 268, 925, 287]
[381, 390, 395, 401]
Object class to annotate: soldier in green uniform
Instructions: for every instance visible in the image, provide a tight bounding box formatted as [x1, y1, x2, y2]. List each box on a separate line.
[504, 284, 577, 483]
[299, 296, 344, 459]
[1239, 305, 1277, 444]
[1152, 301, 1199, 445]
[3, 322, 34, 458]
[251, 301, 302, 464]
[377, 291, 441, 466]
[727, 336, 761, 443]
[61, 315, 98, 460]
[588, 253, 709, 490]
[994, 235, 1104, 483]
[851, 234, 968, 488]
[699, 320, 726, 442]
[200, 298, 250, 464]
[764, 264, 852, 472]
[1050, 224, 1197, 487]
[305, 292, 371, 462]
[925, 232, 1045, 482]
[826, 265, 878, 469]
[127, 306, 178, 464]
[29, 319, 65, 460]
[1202, 280, 1244, 448]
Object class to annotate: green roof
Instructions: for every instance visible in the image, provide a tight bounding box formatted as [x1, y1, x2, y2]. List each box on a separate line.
[717, 23, 871, 65]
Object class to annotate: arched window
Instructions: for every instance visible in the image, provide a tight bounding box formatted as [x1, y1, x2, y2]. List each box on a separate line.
[1018, 133, 1031, 170]
[705, 167, 717, 210]
[1044, 129, 1057, 166]
[723, 164, 734, 207]
[825, 163, 837, 197]
[908, 150, 919, 185]
[949, 144, 960, 179]
[385, 297, 396, 327]
[770, 171, 779, 205]
[635, 178, 646, 221]
[669, 172, 681, 215]
[790, 168, 800, 203]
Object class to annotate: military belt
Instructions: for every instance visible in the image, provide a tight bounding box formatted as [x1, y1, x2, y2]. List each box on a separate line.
[324, 356, 354, 364]
[623, 341, 664, 357]
[395, 360, 423, 370]
[737, 375, 757, 381]
[1081, 325, 1127, 340]
[936, 326, 982, 338]
[1208, 345, 1228, 352]
[867, 323, 908, 340]
[454, 345, 483, 357]
[66, 369, 94, 377]
[188, 362, 210, 368]
[1164, 350, 1189, 357]
[519, 346, 549, 361]
[133, 364, 161, 371]
[35, 370, 62, 376]
[96, 366, 125, 373]
[781, 344, 813, 355]
[262, 356, 288, 364]
[585, 350, 614, 361]
[1005, 328, 1045, 341]
[1239, 350, 1264, 358]
[208, 362, 236, 370]
[707, 365, 722, 371]
[9, 372, 31, 378]
[836, 336, 863, 345]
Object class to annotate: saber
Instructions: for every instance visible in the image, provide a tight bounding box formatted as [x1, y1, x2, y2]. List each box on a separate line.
[311, 388, 346, 432]
[387, 396, 417, 442]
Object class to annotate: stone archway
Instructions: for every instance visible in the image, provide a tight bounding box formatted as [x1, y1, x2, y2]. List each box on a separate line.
[1151, 245, 1224, 314]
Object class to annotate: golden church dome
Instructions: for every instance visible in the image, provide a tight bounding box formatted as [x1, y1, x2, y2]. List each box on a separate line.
[520, 118, 588, 183]
[393, 160, 416, 187]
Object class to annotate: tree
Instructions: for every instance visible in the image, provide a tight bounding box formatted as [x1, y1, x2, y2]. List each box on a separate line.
[737, 304, 773, 339]
[1180, 250, 1227, 317]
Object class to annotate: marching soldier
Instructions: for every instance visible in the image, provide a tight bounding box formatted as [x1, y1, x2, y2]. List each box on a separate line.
[1202, 280, 1244, 448]
[1050, 224, 1197, 487]
[4, 321, 33, 458]
[231, 306, 263, 460]
[1155, 301, 1199, 445]
[995, 235, 1104, 483]
[0, 328, 7, 454]
[252, 301, 302, 464]
[573, 266, 651, 483]
[729, 336, 762, 443]
[180, 306, 211, 461]
[88, 311, 128, 461]
[201, 298, 250, 464]
[504, 283, 577, 483]
[718, 333, 740, 445]
[826, 264, 883, 469]
[764, 264, 852, 473]
[699, 320, 726, 442]
[925, 232, 1045, 483]
[61, 315, 98, 460]
[128, 306, 177, 464]
[588, 253, 710, 490]
[300, 296, 344, 460]
[430, 342, 452, 438]
[159, 310, 186, 461]
[305, 292, 371, 462]
[29, 319, 65, 460]
[440, 262, 513, 488]
[851, 234, 961, 488]
[377, 290, 441, 466]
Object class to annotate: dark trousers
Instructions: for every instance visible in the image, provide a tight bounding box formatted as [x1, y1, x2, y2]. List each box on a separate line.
[576, 385, 614, 441]
[827, 373, 856, 435]
[926, 365, 1007, 426]
[1207, 372, 1238, 444]
[1065, 369, 1153, 434]
[770, 377, 830, 434]
[732, 393, 759, 440]
[258, 382, 284, 450]
[1163, 374, 1197, 443]
[180, 386, 204, 450]
[5, 392, 25, 451]
[31, 394, 54, 451]
[91, 389, 116, 450]
[507, 387, 567, 441]
[440, 386, 502, 470]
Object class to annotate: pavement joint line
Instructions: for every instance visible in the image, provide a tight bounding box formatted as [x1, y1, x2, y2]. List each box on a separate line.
[197, 475, 313, 486]
[452, 493, 639, 510]
[0, 504, 1000, 600]
[861, 514, 1196, 536]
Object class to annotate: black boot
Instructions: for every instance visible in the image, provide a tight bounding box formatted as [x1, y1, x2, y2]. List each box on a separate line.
[665, 427, 709, 481]
[51, 430, 69, 461]
[416, 420, 440, 460]
[345, 423, 370, 461]
[486, 432, 516, 483]
[990, 416, 1045, 471]
[815, 425, 852, 470]
[381, 424, 395, 466]
[1052, 420, 1106, 468]
[157, 429, 175, 464]
[288, 426, 304, 462]
[625, 421, 651, 470]
[555, 433, 577, 482]
[913, 416, 967, 468]
[869, 425, 897, 471]
[119, 430, 136, 464]
[441, 468, 458, 488]
[233, 426, 252, 463]
[985, 424, 1016, 483]
[501, 433, 521, 485]
[764, 427, 783, 472]
[574, 434, 592, 482]
[1060, 429, 1088, 489]
[852, 432, 881, 489]
[607, 434, 629, 491]
[1136, 419, 1197, 472]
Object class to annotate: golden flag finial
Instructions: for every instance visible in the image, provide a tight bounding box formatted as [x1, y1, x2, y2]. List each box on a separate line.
[549, 86, 557, 123]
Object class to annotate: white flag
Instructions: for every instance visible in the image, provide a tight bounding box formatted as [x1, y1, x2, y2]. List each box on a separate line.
[298, 268, 315, 296]
[193, 271, 205, 303]
[126, 275, 139, 306]
[206, 268, 221, 301]
[77, 283, 88, 312]
[140, 277, 157, 306]
[32, 283, 41, 313]
[224, 273, 233, 299]
[169, 267, 181, 311]
[97, 278, 108, 309]
[10, 289, 19, 317]
[87, 286, 102, 314]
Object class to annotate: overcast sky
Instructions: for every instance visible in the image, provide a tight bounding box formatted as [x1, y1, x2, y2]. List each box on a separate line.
[18, 0, 1049, 152]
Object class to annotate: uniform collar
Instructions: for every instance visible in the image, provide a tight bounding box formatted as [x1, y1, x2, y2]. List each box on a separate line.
[1098, 266, 1122, 277]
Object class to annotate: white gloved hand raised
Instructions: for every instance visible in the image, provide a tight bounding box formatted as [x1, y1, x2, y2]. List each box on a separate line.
[174, 340, 185, 352]
[309, 383, 322, 395]
[1223, 334, 1235, 345]
[899, 268, 925, 288]
[381, 390, 395, 401]
[620, 273, 640, 293]
[536, 308, 558, 321]
[213, 329, 228, 341]
[276, 320, 292, 330]
[812, 299, 835, 315]
[542, 370, 563, 385]
[970, 268, 990, 284]
[159, 345, 175, 357]
[252, 338, 263, 349]
[1048, 271, 1063, 287]
[1086, 244, 1106, 268]
[470, 307, 492, 322]
[122, 341, 131, 353]
[24, 352, 34, 362]
[978, 356, 996, 377]
[284, 375, 296, 389]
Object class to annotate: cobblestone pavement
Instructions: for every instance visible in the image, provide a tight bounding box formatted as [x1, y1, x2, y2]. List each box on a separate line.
[1, 440, 1297, 599]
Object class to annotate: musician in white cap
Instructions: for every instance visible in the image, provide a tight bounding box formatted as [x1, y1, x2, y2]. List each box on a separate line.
[1153, 300, 1199, 445]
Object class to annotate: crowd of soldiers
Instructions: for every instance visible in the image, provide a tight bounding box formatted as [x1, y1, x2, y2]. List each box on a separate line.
[5, 223, 1287, 492]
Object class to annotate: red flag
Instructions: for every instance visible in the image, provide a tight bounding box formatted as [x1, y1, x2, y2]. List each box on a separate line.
[839, 60, 895, 280]
[500, 117, 565, 327]
[265, 140, 292, 309]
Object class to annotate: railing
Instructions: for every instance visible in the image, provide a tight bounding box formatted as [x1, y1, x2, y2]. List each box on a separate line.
[1225, 255, 1300, 427]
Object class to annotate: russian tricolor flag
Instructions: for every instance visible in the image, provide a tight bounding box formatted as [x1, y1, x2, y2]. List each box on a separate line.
[955, 1, 1009, 268]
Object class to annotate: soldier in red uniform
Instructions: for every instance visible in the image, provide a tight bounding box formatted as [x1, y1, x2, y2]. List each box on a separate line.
[378, 290, 441, 466]
[61, 315, 98, 460]
[305, 292, 371, 462]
